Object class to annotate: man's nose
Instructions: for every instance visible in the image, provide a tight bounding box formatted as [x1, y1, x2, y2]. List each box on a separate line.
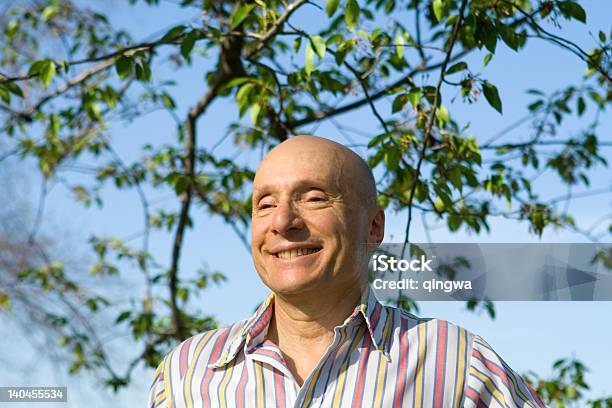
[270, 200, 304, 234]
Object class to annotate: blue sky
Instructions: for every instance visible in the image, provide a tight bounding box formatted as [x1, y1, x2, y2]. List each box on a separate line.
[1, 0, 610, 406]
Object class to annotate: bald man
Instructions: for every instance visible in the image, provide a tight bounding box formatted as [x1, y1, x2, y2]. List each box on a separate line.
[148, 136, 546, 408]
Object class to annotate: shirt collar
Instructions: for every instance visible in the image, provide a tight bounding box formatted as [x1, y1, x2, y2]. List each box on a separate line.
[209, 285, 392, 368]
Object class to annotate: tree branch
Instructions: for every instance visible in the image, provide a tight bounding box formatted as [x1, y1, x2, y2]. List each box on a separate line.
[402, 0, 470, 249]
[503, 0, 612, 82]
[166, 26, 246, 337]
[245, 0, 309, 59]
[286, 49, 472, 129]
[482, 139, 612, 150]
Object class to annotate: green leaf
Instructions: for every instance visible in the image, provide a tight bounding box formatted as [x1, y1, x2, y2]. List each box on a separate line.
[310, 35, 326, 59]
[180, 30, 198, 63]
[446, 61, 467, 75]
[5, 20, 19, 39]
[0, 291, 11, 312]
[345, 0, 360, 30]
[86, 298, 98, 311]
[526, 88, 544, 95]
[422, 86, 437, 104]
[28, 60, 55, 88]
[0, 86, 9, 104]
[448, 214, 462, 231]
[482, 81, 502, 113]
[326, 0, 340, 17]
[49, 114, 61, 135]
[161, 25, 186, 42]
[433, 0, 447, 22]
[598, 30, 606, 43]
[59, 59, 70, 73]
[497, 22, 518, 50]
[231, 4, 256, 29]
[39, 60, 56, 88]
[250, 103, 261, 124]
[116, 310, 131, 323]
[293, 37, 303, 52]
[236, 83, 254, 116]
[41, 5, 60, 22]
[305, 42, 315, 77]
[134, 61, 151, 82]
[528, 100, 544, 112]
[1, 79, 22, 98]
[115, 56, 133, 80]
[392, 94, 408, 113]
[395, 33, 405, 59]
[225, 77, 252, 89]
[161, 93, 176, 109]
[577, 96, 585, 116]
[558, 1, 586, 23]
[588, 91, 604, 107]
[367, 133, 388, 148]
[384, 147, 400, 170]
[436, 104, 450, 125]
[483, 53, 493, 67]
[236, 83, 253, 105]
[448, 166, 462, 190]
[408, 89, 421, 108]
[475, 17, 497, 53]
[415, 182, 429, 203]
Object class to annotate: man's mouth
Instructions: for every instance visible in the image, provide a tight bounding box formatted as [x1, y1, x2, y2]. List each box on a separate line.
[274, 247, 322, 259]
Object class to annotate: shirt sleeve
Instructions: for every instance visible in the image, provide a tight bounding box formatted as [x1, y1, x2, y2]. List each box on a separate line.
[147, 360, 168, 408]
[464, 335, 548, 408]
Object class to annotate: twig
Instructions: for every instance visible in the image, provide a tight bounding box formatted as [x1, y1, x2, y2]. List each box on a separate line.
[483, 139, 612, 150]
[245, 0, 309, 59]
[402, 0, 470, 253]
[286, 49, 472, 129]
[105, 146, 153, 311]
[503, 0, 612, 82]
[414, 0, 427, 63]
[28, 176, 48, 244]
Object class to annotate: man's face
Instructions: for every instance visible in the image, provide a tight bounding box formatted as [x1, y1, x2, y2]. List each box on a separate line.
[251, 141, 378, 297]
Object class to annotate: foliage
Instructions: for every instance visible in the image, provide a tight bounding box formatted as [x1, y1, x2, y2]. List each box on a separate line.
[525, 358, 612, 408]
[0, 0, 610, 402]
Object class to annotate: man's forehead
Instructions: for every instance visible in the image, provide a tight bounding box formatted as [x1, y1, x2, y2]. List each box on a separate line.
[253, 161, 344, 195]
[258, 141, 341, 166]
[255, 142, 342, 176]
[251, 136, 371, 200]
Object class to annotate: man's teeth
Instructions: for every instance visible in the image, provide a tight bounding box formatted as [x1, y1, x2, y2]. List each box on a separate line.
[277, 248, 320, 259]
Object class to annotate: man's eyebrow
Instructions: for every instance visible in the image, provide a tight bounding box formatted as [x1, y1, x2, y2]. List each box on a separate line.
[252, 180, 333, 199]
[252, 184, 271, 199]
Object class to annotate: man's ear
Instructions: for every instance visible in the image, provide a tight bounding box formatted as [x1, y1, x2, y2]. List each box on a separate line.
[369, 207, 385, 245]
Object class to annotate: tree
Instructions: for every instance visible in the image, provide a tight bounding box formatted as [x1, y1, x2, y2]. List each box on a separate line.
[0, 0, 609, 403]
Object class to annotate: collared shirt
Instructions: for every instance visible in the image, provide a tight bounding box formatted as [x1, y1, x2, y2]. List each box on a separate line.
[148, 287, 546, 407]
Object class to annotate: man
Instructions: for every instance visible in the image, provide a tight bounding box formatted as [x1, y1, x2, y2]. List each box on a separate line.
[148, 135, 546, 407]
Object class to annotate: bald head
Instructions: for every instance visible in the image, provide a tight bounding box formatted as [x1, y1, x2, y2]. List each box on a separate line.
[251, 135, 385, 296]
[255, 135, 378, 210]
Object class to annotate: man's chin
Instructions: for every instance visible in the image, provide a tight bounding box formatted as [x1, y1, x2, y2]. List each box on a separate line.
[267, 282, 318, 297]
[264, 274, 325, 297]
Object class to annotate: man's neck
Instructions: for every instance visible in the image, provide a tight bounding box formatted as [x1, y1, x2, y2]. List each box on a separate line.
[265, 284, 363, 385]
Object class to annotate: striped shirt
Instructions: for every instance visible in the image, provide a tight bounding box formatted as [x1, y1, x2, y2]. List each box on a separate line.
[148, 287, 546, 407]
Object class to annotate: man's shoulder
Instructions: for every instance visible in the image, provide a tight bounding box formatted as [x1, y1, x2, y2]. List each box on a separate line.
[162, 318, 248, 369]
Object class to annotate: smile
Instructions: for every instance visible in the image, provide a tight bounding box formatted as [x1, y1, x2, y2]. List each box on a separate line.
[274, 247, 322, 259]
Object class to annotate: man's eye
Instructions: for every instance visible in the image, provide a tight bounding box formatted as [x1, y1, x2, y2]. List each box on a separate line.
[306, 195, 327, 202]
[257, 203, 274, 210]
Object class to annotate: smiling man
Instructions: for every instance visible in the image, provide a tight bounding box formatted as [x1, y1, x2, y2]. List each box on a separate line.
[148, 135, 546, 407]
